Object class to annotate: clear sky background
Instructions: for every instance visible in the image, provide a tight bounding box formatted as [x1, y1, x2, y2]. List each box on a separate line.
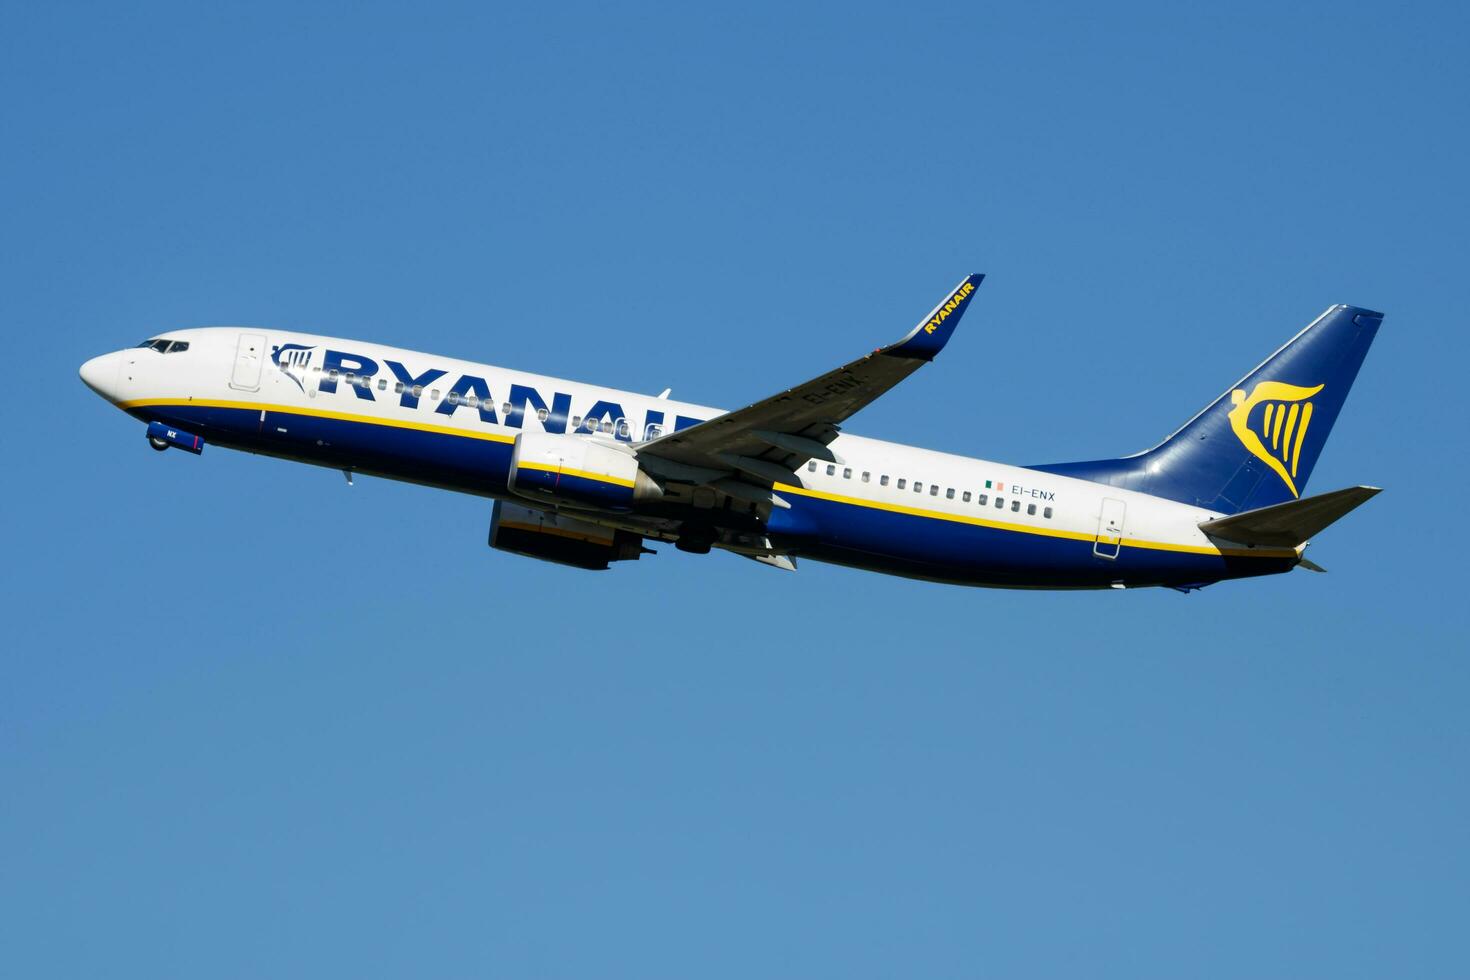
[3, 2, 1466, 976]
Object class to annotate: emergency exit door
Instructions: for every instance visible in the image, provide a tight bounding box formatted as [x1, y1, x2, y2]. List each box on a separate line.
[1093, 498, 1126, 559]
[229, 333, 266, 391]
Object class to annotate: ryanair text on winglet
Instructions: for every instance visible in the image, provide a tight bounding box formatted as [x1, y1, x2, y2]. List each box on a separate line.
[923, 281, 976, 334]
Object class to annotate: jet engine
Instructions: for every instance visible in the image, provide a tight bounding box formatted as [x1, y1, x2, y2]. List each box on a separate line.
[508, 431, 662, 511]
[489, 500, 647, 571]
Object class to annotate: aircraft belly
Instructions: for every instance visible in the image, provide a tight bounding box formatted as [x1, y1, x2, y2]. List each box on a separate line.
[770, 492, 1291, 589]
[127, 403, 515, 496]
[125, 401, 1296, 589]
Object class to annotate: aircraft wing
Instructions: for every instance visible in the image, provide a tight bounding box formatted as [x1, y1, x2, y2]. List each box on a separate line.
[635, 274, 983, 506]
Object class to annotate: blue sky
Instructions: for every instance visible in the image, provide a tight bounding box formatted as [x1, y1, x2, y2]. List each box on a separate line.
[3, 2, 1466, 976]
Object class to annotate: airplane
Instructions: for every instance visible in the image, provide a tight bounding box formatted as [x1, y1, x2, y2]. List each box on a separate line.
[78, 275, 1383, 591]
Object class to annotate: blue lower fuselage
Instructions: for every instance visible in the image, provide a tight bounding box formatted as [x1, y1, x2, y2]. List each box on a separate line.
[133, 401, 1294, 590]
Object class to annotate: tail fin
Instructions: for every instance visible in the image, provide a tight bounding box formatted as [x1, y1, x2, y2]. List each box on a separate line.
[1034, 304, 1383, 514]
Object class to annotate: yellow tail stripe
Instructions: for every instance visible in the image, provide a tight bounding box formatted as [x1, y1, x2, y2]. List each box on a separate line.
[1281, 403, 1300, 466]
[1271, 401, 1285, 450]
[1291, 402, 1313, 478]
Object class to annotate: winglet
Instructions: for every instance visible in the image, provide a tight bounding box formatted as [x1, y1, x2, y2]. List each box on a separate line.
[883, 273, 984, 361]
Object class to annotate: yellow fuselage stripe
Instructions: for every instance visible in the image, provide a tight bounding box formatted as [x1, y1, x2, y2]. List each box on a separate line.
[121, 397, 1294, 560]
[119, 397, 518, 445]
[771, 482, 1295, 559]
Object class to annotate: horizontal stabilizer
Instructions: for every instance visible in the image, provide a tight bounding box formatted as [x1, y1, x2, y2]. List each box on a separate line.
[1200, 485, 1381, 548]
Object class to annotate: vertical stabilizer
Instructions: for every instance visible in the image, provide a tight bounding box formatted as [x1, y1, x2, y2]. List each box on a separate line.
[1034, 305, 1382, 514]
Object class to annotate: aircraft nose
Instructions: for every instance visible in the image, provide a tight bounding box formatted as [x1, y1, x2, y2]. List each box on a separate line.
[79, 351, 122, 401]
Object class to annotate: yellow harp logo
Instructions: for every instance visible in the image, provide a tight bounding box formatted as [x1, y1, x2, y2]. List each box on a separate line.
[1227, 381, 1324, 498]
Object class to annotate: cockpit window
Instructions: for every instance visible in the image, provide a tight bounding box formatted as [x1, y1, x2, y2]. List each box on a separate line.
[135, 339, 189, 353]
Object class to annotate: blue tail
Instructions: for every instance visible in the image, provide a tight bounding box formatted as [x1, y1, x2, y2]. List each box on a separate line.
[1033, 304, 1383, 515]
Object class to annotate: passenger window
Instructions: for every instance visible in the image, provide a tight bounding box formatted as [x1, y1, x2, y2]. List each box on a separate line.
[644, 423, 662, 439]
[880, 475, 889, 487]
[1011, 499, 1021, 512]
[962, 491, 971, 502]
[467, 395, 481, 409]
[946, 488, 955, 499]
[930, 485, 939, 496]
[616, 419, 630, 438]
[843, 468, 852, 479]
[502, 402, 513, 417]
[808, 461, 817, 472]
[1027, 503, 1036, 516]
[861, 471, 870, 483]
[995, 497, 1004, 509]
[914, 482, 923, 493]
[411, 385, 423, 398]
[600, 419, 613, 433]
[430, 389, 440, 400]
[344, 372, 356, 385]
[897, 478, 906, 489]
[377, 378, 387, 391]
[572, 416, 583, 430]
[447, 392, 462, 406]
[395, 382, 405, 394]
[1044, 506, 1053, 519]
[537, 408, 550, 422]
[977, 494, 987, 505]
[827, 465, 836, 476]
[329, 369, 340, 381]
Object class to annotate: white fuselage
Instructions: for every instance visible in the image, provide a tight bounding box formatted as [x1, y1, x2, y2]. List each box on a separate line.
[80, 326, 1300, 588]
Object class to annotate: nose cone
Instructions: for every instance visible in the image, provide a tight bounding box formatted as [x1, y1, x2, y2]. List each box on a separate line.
[79, 351, 122, 402]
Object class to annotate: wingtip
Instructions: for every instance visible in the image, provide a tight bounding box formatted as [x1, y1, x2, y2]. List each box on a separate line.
[884, 274, 985, 362]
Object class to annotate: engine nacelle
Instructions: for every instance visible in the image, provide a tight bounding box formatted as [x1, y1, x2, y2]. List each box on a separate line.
[508, 431, 662, 511]
[489, 500, 646, 571]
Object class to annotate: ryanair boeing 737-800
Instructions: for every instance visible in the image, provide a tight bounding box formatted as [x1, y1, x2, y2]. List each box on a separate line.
[78, 276, 1383, 591]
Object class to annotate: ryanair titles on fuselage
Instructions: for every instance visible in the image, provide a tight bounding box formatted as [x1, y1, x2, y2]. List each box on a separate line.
[282, 345, 706, 441]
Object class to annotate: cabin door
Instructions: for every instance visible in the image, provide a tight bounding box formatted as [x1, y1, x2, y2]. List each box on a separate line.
[1093, 498, 1126, 559]
[229, 333, 267, 391]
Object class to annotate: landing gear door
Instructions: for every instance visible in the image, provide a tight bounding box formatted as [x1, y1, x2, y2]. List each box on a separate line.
[1094, 497, 1126, 560]
[229, 333, 266, 392]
